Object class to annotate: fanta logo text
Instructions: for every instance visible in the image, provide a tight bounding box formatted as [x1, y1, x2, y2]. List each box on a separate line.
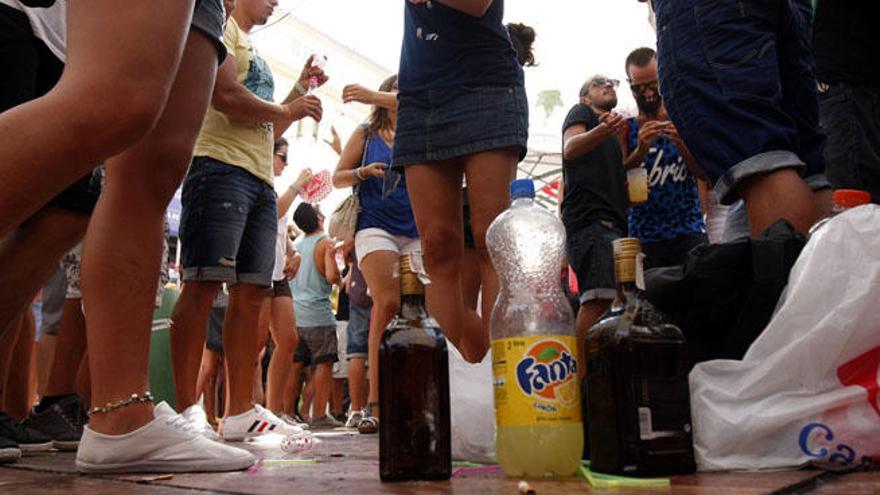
[515, 340, 577, 401]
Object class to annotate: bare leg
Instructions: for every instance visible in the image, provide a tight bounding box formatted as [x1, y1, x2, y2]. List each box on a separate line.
[347, 357, 367, 412]
[576, 300, 611, 380]
[0, 208, 87, 341]
[266, 296, 297, 412]
[360, 251, 401, 410]
[301, 369, 314, 421]
[405, 161, 480, 360]
[0, 0, 195, 237]
[81, 30, 217, 435]
[42, 299, 87, 397]
[288, 362, 305, 417]
[171, 281, 221, 411]
[3, 310, 35, 420]
[463, 147, 518, 362]
[461, 248, 482, 312]
[312, 363, 333, 420]
[36, 334, 57, 397]
[331, 378, 345, 417]
[195, 348, 221, 424]
[222, 283, 267, 416]
[739, 169, 819, 236]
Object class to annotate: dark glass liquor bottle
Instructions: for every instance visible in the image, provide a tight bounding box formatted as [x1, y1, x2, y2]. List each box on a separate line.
[586, 238, 696, 476]
[379, 254, 451, 482]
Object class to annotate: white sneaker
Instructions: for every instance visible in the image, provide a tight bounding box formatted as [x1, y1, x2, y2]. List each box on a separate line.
[344, 410, 364, 429]
[278, 413, 310, 430]
[76, 403, 254, 473]
[219, 405, 307, 441]
[180, 404, 220, 441]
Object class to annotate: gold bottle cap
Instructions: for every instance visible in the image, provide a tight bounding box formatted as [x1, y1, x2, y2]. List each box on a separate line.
[399, 254, 425, 296]
[613, 238, 642, 284]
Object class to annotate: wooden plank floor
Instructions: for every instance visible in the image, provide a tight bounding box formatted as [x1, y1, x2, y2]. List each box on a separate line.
[1, 429, 877, 494]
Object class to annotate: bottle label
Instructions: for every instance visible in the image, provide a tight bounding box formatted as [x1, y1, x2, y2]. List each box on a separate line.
[492, 336, 581, 427]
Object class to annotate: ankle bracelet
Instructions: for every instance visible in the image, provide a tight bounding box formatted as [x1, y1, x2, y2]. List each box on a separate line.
[89, 392, 154, 415]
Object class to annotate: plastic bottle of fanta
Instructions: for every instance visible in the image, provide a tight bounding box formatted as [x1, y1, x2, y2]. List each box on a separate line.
[486, 179, 583, 477]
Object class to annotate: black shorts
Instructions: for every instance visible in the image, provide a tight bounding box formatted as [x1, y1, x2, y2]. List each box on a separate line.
[566, 220, 624, 304]
[0, 4, 101, 214]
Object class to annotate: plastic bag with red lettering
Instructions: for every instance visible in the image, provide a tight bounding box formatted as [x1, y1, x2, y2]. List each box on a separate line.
[690, 205, 880, 471]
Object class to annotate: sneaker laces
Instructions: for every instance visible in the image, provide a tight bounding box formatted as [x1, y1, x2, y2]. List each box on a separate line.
[57, 400, 88, 431]
[163, 413, 198, 435]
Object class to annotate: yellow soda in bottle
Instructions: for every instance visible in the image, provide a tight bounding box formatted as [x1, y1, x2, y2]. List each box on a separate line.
[486, 180, 584, 477]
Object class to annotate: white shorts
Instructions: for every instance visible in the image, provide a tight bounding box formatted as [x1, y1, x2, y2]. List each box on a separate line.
[354, 228, 421, 267]
[332, 321, 349, 379]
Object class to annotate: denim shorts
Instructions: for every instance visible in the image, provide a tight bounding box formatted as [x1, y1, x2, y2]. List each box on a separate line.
[192, 0, 227, 62]
[653, 0, 826, 204]
[819, 82, 880, 203]
[179, 156, 277, 287]
[345, 303, 371, 359]
[566, 221, 624, 304]
[392, 84, 529, 168]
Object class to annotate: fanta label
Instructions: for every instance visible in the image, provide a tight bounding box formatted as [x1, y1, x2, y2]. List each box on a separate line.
[492, 336, 581, 427]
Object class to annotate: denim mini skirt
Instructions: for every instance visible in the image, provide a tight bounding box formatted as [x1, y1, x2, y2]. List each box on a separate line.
[392, 84, 529, 168]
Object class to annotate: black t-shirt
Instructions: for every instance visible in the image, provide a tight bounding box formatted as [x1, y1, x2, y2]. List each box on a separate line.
[560, 104, 628, 235]
[813, 0, 880, 84]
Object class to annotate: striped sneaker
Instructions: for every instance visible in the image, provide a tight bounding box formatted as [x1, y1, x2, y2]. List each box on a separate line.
[219, 405, 307, 441]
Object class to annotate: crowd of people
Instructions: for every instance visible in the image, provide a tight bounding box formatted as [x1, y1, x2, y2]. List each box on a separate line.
[0, 0, 876, 476]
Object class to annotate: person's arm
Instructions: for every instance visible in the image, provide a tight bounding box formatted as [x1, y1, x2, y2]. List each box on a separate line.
[562, 112, 625, 162]
[323, 126, 343, 156]
[273, 56, 330, 139]
[664, 125, 708, 181]
[317, 238, 341, 285]
[623, 120, 665, 170]
[332, 128, 387, 189]
[342, 84, 398, 111]
[212, 56, 322, 137]
[277, 168, 313, 219]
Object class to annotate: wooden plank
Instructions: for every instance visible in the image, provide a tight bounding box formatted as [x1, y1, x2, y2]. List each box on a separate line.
[0, 467, 195, 494]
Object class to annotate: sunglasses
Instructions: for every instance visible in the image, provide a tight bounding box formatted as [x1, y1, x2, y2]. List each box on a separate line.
[592, 77, 620, 89]
[275, 152, 287, 163]
[630, 80, 659, 94]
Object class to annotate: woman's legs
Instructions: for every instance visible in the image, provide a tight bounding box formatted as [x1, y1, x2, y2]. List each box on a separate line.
[359, 251, 402, 412]
[406, 161, 484, 362]
[462, 147, 518, 361]
[266, 296, 297, 413]
[81, 29, 217, 435]
[0, 0, 195, 237]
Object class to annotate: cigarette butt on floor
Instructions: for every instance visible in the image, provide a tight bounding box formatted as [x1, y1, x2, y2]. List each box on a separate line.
[139, 474, 174, 482]
[517, 480, 536, 494]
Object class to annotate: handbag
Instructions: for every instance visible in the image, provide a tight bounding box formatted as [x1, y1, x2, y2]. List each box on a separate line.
[328, 126, 369, 242]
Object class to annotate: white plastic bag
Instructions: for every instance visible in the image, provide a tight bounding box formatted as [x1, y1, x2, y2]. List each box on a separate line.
[448, 340, 496, 463]
[690, 205, 880, 471]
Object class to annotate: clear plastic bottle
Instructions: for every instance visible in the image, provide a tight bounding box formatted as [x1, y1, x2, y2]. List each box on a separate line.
[486, 179, 583, 478]
[308, 54, 327, 94]
[808, 189, 872, 238]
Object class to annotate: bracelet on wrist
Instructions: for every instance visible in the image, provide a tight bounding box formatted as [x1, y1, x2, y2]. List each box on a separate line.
[354, 168, 366, 181]
[289, 184, 301, 195]
[294, 81, 308, 96]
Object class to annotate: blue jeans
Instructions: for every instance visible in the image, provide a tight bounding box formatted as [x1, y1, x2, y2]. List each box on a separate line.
[179, 156, 277, 287]
[654, 0, 826, 204]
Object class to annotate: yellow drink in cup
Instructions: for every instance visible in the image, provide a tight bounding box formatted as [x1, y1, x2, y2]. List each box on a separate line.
[627, 167, 649, 204]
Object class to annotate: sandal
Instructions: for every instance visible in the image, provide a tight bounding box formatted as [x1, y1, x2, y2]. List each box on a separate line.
[358, 403, 379, 434]
[358, 416, 378, 434]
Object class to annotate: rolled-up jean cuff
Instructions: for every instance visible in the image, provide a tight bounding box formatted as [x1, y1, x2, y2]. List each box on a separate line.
[580, 288, 617, 304]
[183, 266, 236, 284]
[347, 353, 367, 360]
[715, 150, 806, 206]
[805, 173, 831, 191]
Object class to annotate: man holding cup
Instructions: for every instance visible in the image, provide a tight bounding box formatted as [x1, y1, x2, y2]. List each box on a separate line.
[560, 75, 629, 376]
[621, 47, 708, 268]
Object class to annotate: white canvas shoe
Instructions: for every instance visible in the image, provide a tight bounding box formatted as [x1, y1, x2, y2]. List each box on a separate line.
[180, 404, 220, 441]
[76, 403, 254, 473]
[219, 405, 307, 441]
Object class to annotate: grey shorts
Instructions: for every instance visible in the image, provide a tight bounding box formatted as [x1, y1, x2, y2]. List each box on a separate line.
[293, 326, 338, 366]
[192, 0, 227, 62]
